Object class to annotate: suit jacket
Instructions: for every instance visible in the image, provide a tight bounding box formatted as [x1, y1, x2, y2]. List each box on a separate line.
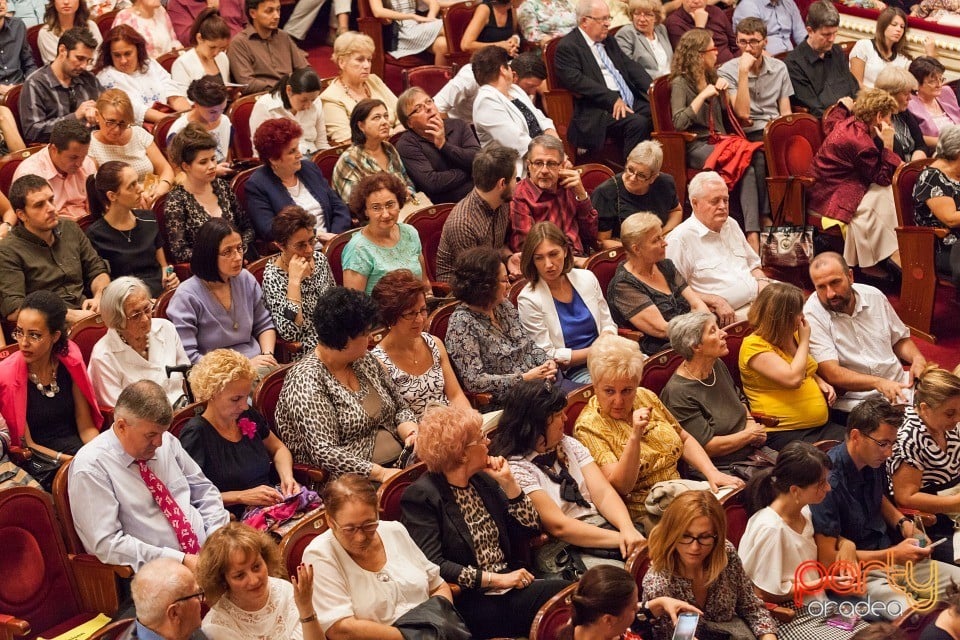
[244, 160, 352, 241]
[400, 471, 538, 590]
[614, 24, 672, 81]
[555, 28, 652, 150]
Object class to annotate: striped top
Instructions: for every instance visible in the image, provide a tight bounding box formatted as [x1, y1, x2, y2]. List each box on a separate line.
[888, 405, 960, 491]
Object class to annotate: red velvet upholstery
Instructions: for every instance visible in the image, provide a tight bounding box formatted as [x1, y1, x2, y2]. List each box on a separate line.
[718, 320, 752, 391]
[427, 300, 459, 341]
[95, 10, 119, 38]
[169, 401, 206, 438]
[529, 583, 577, 640]
[401, 65, 455, 96]
[722, 487, 749, 548]
[156, 51, 180, 73]
[584, 247, 625, 293]
[575, 163, 614, 195]
[152, 113, 179, 160]
[0, 344, 19, 361]
[152, 286, 177, 320]
[324, 228, 362, 285]
[246, 253, 277, 284]
[649, 76, 696, 207]
[508, 278, 528, 308]
[227, 93, 266, 160]
[441, 2, 477, 67]
[377, 462, 427, 521]
[763, 113, 824, 234]
[312, 145, 350, 186]
[253, 363, 294, 430]
[564, 385, 594, 436]
[25, 26, 42, 68]
[406, 204, 453, 282]
[0, 145, 44, 194]
[625, 544, 650, 592]
[278, 509, 329, 577]
[1, 86, 25, 143]
[69, 314, 108, 366]
[639, 349, 684, 396]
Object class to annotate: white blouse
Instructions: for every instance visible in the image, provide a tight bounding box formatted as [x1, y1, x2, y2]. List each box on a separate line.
[97, 59, 184, 125]
[738, 505, 819, 599]
[170, 48, 231, 97]
[168, 113, 232, 162]
[249, 91, 330, 156]
[849, 38, 910, 89]
[202, 577, 303, 640]
[37, 20, 102, 64]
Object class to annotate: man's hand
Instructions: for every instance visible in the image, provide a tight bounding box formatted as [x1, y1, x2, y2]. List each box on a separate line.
[874, 377, 911, 404]
[75, 100, 97, 125]
[81, 294, 102, 314]
[708, 298, 735, 327]
[908, 357, 927, 385]
[739, 51, 756, 74]
[558, 168, 587, 199]
[66, 308, 96, 324]
[612, 98, 634, 120]
[692, 7, 709, 26]
[892, 537, 932, 564]
[423, 113, 446, 149]
[507, 252, 522, 279]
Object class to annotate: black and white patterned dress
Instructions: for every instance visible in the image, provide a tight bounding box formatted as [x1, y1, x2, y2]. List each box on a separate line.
[386, 0, 443, 57]
[889, 405, 960, 490]
[371, 333, 448, 420]
[261, 250, 335, 358]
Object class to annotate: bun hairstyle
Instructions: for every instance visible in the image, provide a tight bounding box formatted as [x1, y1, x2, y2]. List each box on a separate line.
[914, 363, 960, 410]
[744, 441, 832, 516]
[558, 565, 637, 640]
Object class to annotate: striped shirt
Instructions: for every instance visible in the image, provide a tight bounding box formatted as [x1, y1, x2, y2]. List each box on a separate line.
[888, 405, 960, 491]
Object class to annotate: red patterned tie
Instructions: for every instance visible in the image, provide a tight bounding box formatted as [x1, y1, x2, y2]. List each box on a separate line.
[136, 460, 201, 554]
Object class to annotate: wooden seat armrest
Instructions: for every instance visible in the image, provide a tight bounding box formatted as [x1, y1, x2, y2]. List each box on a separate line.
[651, 131, 696, 143]
[292, 464, 329, 485]
[617, 328, 643, 342]
[448, 583, 461, 599]
[7, 446, 30, 464]
[70, 554, 134, 579]
[896, 225, 949, 239]
[468, 393, 493, 409]
[0, 614, 30, 637]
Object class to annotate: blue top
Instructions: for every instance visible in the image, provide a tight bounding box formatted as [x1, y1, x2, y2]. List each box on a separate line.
[554, 287, 598, 351]
[342, 223, 423, 294]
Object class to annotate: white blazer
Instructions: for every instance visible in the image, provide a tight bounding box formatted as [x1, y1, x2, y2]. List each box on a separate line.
[517, 268, 617, 364]
[473, 84, 555, 175]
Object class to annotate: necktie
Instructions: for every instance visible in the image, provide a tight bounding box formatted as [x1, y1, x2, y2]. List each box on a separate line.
[511, 98, 544, 139]
[594, 42, 635, 108]
[531, 449, 592, 509]
[137, 459, 201, 554]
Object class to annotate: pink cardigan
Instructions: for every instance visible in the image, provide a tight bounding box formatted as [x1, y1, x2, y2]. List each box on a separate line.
[0, 340, 104, 447]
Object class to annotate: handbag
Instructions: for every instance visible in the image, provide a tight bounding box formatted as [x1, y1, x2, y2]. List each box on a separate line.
[703, 94, 763, 192]
[21, 448, 62, 491]
[392, 595, 472, 640]
[399, 191, 434, 221]
[760, 175, 814, 270]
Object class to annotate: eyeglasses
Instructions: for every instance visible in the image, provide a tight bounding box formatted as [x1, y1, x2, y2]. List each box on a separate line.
[633, 10, 656, 17]
[290, 236, 318, 252]
[585, 14, 612, 22]
[736, 38, 764, 47]
[925, 76, 944, 87]
[677, 533, 719, 547]
[125, 301, 155, 323]
[368, 200, 400, 214]
[12, 328, 46, 344]
[102, 119, 131, 130]
[466, 435, 491, 448]
[863, 433, 895, 449]
[332, 518, 380, 536]
[701, 47, 719, 54]
[624, 167, 657, 182]
[400, 307, 429, 321]
[408, 97, 435, 117]
[218, 244, 246, 258]
[529, 160, 561, 170]
[171, 590, 205, 605]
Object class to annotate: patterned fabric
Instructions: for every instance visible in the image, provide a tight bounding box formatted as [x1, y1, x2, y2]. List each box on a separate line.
[137, 459, 201, 553]
[387, 0, 443, 57]
[330, 143, 416, 205]
[88, 126, 156, 181]
[509, 435, 598, 521]
[261, 251, 335, 357]
[435, 189, 511, 283]
[112, 6, 182, 58]
[19, 65, 102, 142]
[163, 180, 256, 264]
[888, 405, 960, 491]
[913, 166, 960, 250]
[517, 0, 576, 43]
[342, 223, 423, 294]
[510, 98, 544, 138]
[606, 260, 690, 355]
[97, 60, 183, 125]
[594, 41, 634, 106]
[202, 576, 303, 639]
[371, 333, 448, 420]
[509, 178, 598, 255]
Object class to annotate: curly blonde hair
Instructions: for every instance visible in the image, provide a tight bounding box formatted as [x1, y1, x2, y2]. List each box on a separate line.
[587, 333, 645, 385]
[670, 29, 716, 87]
[416, 404, 484, 473]
[852, 88, 899, 126]
[189, 349, 256, 403]
[196, 522, 286, 606]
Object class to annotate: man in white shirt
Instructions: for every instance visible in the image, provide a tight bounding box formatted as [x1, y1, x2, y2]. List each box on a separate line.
[666, 171, 770, 326]
[803, 252, 927, 413]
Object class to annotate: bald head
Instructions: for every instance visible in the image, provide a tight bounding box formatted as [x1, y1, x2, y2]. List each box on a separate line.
[809, 251, 849, 276]
[132, 558, 199, 629]
[809, 251, 856, 314]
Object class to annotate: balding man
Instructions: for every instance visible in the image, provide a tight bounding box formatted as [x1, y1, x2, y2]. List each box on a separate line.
[120, 558, 207, 640]
[803, 252, 927, 413]
[666, 171, 770, 326]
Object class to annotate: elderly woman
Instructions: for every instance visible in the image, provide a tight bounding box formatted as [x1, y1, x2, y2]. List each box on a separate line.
[643, 491, 777, 640]
[250, 69, 330, 157]
[167, 78, 232, 166]
[607, 212, 708, 356]
[344, 172, 429, 294]
[400, 404, 569, 638]
[261, 206, 336, 358]
[36, 0, 101, 63]
[660, 312, 766, 478]
[371, 269, 469, 420]
[275, 287, 417, 483]
[574, 333, 742, 524]
[180, 349, 299, 517]
[321, 32, 401, 146]
[332, 99, 418, 207]
[739, 282, 844, 449]
[88, 277, 190, 409]
[446, 247, 561, 409]
[0, 292, 103, 489]
[166, 218, 277, 367]
[170, 8, 231, 95]
[849, 7, 919, 89]
[591, 141, 682, 246]
[664, 0, 738, 64]
[517, 221, 617, 383]
[875, 66, 928, 162]
[909, 56, 960, 150]
[86, 161, 179, 297]
[95, 25, 190, 125]
[164, 123, 256, 264]
[303, 474, 462, 639]
[516, 0, 576, 46]
[112, 0, 183, 58]
[198, 522, 320, 640]
[811, 89, 902, 276]
[246, 118, 351, 245]
[616, 0, 673, 80]
[460, 0, 520, 55]
[914, 124, 960, 290]
[489, 381, 645, 574]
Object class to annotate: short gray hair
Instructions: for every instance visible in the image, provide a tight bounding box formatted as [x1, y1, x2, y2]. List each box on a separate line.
[526, 134, 566, 161]
[576, 0, 605, 20]
[115, 380, 174, 427]
[688, 170, 726, 202]
[100, 276, 151, 331]
[626, 140, 663, 173]
[395, 86, 428, 128]
[875, 65, 918, 96]
[668, 311, 715, 360]
[937, 125, 960, 162]
[131, 558, 195, 627]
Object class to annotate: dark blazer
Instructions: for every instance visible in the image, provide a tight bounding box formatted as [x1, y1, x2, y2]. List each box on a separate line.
[244, 160, 352, 241]
[555, 29, 652, 150]
[400, 470, 538, 589]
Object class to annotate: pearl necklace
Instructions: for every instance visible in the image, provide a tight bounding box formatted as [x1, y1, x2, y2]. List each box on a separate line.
[681, 362, 716, 387]
[28, 359, 60, 398]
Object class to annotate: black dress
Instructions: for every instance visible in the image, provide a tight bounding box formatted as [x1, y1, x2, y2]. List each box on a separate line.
[606, 259, 691, 355]
[477, 1, 514, 42]
[27, 364, 82, 455]
[590, 173, 680, 239]
[85, 210, 165, 297]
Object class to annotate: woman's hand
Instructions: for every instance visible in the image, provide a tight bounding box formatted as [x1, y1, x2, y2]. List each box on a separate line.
[618, 525, 645, 559]
[412, 13, 439, 22]
[215, 161, 235, 178]
[280, 476, 301, 497]
[876, 120, 895, 150]
[522, 359, 557, 382]
[796, 315, 811, 343]
[715, 77, 730, 92]
[816, 377, 837, 406]
[250, 354, 278, 370]
[705, 470, 744, 493]
[288, 255, 315, 283]
[485, 455, 521, 497]
[631, 407, 650, 439]
[698, 83, 721, 101]
[490, 568, 535, 590]
[646, 597, 702, 623]
[291, 563, 315, 616]
[743, 416, 767, 447]
[243, 485, 284, 506]
[162, 268, 180, 290]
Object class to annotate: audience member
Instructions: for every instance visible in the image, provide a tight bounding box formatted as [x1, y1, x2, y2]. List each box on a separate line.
[249, 68, 330, 157]
[665, 0, 739, 63]
[0, 2, 36, 91]
[671, 28, 769, 249]
[169, 0, 245, 45]
[247, 118, 350, 244]
[784, 0, 859, 117]
[0, 175, 109, 322]
[36, 0, 101, 64]
[9, 0, 44, 27]
[615, 0, 673, 80]
[70, 380, 229, 571]
[227, 0, 308, 94]
[920, 582, 960, 640]
[436, 143, 519, 283]
[170, 8, 231, 96]
[276, 287, 416, 481]
[607, 212, 708, 355]
[282, 0, 349, 44]
[197, 523, 320, 639]
[86, 161, 178, 297]
[331, 98, 417, 206]
[591, 140, 682, 246]
[665, 172, 767, 325]
[261, 206, 336, 358]
[168, 77, 232, 164]
[0, 104, 24, 156]
[662, 312, 765, 475]
[371, 269, 470, 420]
[368, 0, 446, 65]
[557, 0, 653, 162]
[849, 7, 926, 89]
[489, 381, 645, 572]
[126, 558, 208, 640]
[914, 125, 960, 289]
[166, 218, 276, 365]
[87, 277, 189, 410]
[875, 65, 927, 162]
[320, 31, 399, 145]
[12, 116, 94, 220]
[0, 291, 103, 489]
[810, 90, 901, 275]
[88, 0, 129, 20]
[401, 404, 569, 637]
[804, 252, 927, 412]
[460, 0, 520, 54]
[19, 27, 101, 142]
[908, 56, 960, 149]
[434, 50, 546, 124]
[112, 0, 183, 58]
[732, 0, 805, 55]
[517, 0, 577, 46]
[517, 221, 616, 383]
[395, 86, 480, 204]
[180, 349, 299, 518]
[165, 123, 256, 264]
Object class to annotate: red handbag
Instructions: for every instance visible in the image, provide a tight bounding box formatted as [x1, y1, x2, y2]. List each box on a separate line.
[703, 94, 763, 191]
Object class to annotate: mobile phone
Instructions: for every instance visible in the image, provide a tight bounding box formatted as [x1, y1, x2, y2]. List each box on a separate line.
[827, 613, 859, 630]
[927, 537, 948, 549]
[672, 612, 699, 640]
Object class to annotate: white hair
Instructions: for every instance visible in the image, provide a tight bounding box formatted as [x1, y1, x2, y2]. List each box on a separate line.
[688, 171, 727, 203]
[576, 0, 606, 20]
[131, 558, 195, 627]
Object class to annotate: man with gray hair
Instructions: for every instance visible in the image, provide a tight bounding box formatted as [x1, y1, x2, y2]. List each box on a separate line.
[666, 171, 770, 325]
[509, 135, 598, 260]
[121, 558, 207, 640]
[69, 380, 229, 572]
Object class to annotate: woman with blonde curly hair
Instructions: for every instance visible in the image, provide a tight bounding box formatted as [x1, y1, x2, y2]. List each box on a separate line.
[401, 403, 568, 638]
[197, 522, 321, 639]
[179, 349, 299, 517]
